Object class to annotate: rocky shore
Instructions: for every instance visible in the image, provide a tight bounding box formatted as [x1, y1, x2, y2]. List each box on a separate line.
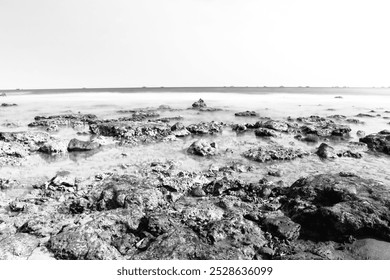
[1, 98, 390, 260]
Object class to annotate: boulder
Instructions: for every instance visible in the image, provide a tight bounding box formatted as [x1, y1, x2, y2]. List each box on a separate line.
[360, 130, 390, 155]
[67, 138, 100, 152]
[282, 174, 390, 242]
[192, 98, 207, 108]
[243, 144, 308, 162]
[187, 140, 218, 156]
[255, 128, 278, 137]
[316, 143, 337, 159]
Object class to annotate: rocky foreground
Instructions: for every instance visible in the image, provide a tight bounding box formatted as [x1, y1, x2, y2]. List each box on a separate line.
[1, 99, 390, 260]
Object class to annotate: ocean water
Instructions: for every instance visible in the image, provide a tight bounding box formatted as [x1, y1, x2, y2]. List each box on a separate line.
[1, 88, 390, 198]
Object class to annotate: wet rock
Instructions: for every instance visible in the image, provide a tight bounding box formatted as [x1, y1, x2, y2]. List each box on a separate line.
[356, 113, 376, 118]
[187, 140, 218, 156]
[0, 233, 39, 260]
[346, 118, 365, 124]
[357, 130, 366, 137]
[359, 130, 390, 155]
[243, 144, 309, 162]
[316, 143, 337, 159]
[192, 98, 207, 108]
[235, 111, 258, 117]
[282, 173, 390, 242]
[345, 239, 390, 260]
[296, 116, 351, 138]
[1, 103, 17, 107]
[0, 178, 18, 190]
[67, 138, 100, 152]
[268, 169, 283, 177]
[170, 122, 190, 137]
[301, 134, 320, 143]
[39, 139, 67, 154]
[334, 96, 343, 99]
[29, 113, 96, 131]
[255, 128, 278, 137]
[191, 186, 206, 197]
[262, 120, 289, 132]
[186, 121, 224, 135]
[9, 201, 25, 212]
[232, 124, 247, 132]
[263, 216, 301, 241]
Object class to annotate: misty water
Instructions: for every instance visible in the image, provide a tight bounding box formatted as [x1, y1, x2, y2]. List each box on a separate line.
[1, 88, 390, 199]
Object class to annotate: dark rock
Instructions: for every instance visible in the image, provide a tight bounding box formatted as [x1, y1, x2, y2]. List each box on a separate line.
[187, 140, 218, 156]
[243, 144, 309, 162]
[346, 118, 365, 124]
[334, 96, 343, 99]
[255, 128, 278, 137]
[263, 216, 301, 241]
[302, 134, 320, 143]
[192, 98, 207, 108]
[232, 124, 247, 132]
[316, 143, 337, 159]
[262, 120, 289, 132]
[39, 139, 67, 154]
[282, 174, 390, 242]
[67, 138, 100, 152]
[191, 186, 206, 197]
[356, 113, 376, 118]
[170, 122, 190, 137]
[235, 111, 258, 117]
[1, 103, 17, 107]
[360, 130, 390, 155]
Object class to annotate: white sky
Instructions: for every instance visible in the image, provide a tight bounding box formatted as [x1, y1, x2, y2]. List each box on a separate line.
[0, 0, 389, 89]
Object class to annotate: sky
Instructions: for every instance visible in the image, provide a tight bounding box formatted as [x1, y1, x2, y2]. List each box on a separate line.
[0, 0, 389, 89]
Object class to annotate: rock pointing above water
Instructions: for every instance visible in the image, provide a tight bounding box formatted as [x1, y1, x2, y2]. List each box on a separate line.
[359, 130, 390, 155]
[187, 139, 218, 156]
[192, 98, 207, 108]
[235, 111, 258, 117]
[243, 144, 309, 162]
[67, 138, 100, 152]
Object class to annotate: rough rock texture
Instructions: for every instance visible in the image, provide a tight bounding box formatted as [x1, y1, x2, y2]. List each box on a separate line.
[192, 99, 207, 108]
[359, 130, 390, 155]
[243, 145, 309, 162]
[39, 139, 68, 154]
[67, 138, 100, 151]
[186, 121, 224, 135]
[187, 140, 218, 156]
[0, 233, 39, 260]
[295, 116, 352, 138]
[282, 173, 390, 242]
[316, 143, 337, 159]
[255, 128, 278, 137]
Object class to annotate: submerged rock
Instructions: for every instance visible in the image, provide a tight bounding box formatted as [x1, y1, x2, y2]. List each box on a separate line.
[39, 139, 67, 154]
[1, 103, 17, 107]
[360, 130, 390, 155]
[243, 144, 309, 162]
[67, 138, 100, 152]
[187, 140, 218, 156]
[186, 121, 224, 135]
[255, 128, 279, 137]
[282, 173, 390, 242]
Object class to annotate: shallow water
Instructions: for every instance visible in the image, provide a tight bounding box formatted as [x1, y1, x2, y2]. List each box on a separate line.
[1, 88, 390, 198]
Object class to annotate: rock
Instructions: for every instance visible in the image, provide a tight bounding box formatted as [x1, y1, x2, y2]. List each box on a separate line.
[357, 130, 366, 137]
[301, 134, 320, 143]
[39, 139, 67, 154]
[67, 138, 100, 151]
[359, 130, 390, 155]
[171, 122, 190, 137]
[243, 144, 309, 162]
[187, 140, 218, 156]
[262, 120, 289, 132]
[268, 169, 283, 177]
[0, 233, 39, 260]
[235, 111, 258, 117]
[1, 103, 17, 107]
[316, 143, 337, 159]
[9, 201, 25, 212]
[346, 118, 365, 124]
[232, 124, 247, 132]
[283, 173, 390, 242]
[0, 178, 18, 190]
[191, 186, 206, 197]
[346, 239, 390, 260]
[186, 121, 224, 135]
[356, 113, 376, 118]
[263, 216, 301, 241]
[334, 96, 343, 99]
[255, 128, 278, 137]
[192, 98, 207, 108]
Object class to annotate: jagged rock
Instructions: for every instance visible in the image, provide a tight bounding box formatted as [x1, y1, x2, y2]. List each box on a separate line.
[282, 174, 390, 242]
[0, 233, 39, 260]
[262, 120, 289, 132]
[359, 130, 390, 155]
[170, 122, 190, 137]
[316, 143, 337, 159]
[232, 124, 247, 132]
[39, 139, 67, 154]
[187, 140, 218, 156]
[263, 216, 301, 241]
[67, 138, 100, 152]
[235, 111, 258, 117]
[192, 98, 207, 108]
[186, 121, 224, 135]
[255, 128, 278, 137]
[243, 144, 308, 162]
